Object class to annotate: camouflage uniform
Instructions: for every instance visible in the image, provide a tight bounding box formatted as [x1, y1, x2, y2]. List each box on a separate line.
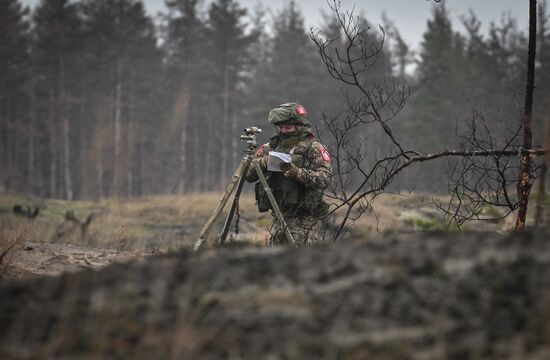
[245, 103, 332, 246]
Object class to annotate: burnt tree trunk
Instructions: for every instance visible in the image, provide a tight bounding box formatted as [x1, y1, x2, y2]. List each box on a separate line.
[516, 0, 538, 230]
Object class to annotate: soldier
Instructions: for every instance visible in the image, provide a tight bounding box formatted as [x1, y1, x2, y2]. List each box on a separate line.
[245, 102, 332, 245]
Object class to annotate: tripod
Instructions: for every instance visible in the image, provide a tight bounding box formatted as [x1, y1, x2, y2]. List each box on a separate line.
[193, 127, 296, 251]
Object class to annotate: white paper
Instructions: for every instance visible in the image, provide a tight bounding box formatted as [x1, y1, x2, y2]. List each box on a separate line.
[267, 151, 292, 172]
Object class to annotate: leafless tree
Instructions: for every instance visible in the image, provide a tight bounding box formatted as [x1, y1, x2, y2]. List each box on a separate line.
[310, 0, 546, 241]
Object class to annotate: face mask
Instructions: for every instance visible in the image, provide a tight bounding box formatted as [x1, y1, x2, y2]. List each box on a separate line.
[278, 131, 297, 139]
[276, 124, 301, 137]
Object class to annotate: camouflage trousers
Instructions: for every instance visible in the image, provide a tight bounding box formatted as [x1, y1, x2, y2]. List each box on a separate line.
[268, 212, 326, 246]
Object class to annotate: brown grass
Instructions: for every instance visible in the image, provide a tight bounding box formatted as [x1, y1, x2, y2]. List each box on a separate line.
[0, 223, 32, 278]
[0, 191, 522, 255]
[0, 192, 264, 252]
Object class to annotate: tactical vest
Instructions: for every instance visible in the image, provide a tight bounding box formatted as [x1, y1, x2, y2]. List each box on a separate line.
[255, 131, 328, 216]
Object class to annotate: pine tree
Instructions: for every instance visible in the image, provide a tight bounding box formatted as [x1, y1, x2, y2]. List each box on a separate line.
[248, 1, 325, 130]
[205, 0, 255, 188]
[270, 1, 319, 108]
[33, 0, 83, 199]
[383, 13, 414, 80]
[79, 0, 162, 198]
[536, 0, 550, 126]
[241, 3, 270, 128]
[535, 0, 550, 212]
[243, 5, 274, 128]
[461, 11, 493, 102]
[485, 16, 528, 141]
[164, 0, 204, 193]
[408, 5, 465, 152]
[0, 0, 30, 194]
[316, 11, 348, 118]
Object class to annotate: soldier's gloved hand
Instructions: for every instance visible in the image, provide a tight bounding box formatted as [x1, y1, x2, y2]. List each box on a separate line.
[280, 162, 300, 178]
[256, 156, 268, 170]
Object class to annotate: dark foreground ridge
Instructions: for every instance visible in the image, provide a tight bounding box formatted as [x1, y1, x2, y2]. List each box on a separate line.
[1, 230, 550, 359]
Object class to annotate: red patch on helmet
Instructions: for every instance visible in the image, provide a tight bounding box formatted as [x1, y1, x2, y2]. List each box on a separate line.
[320, 147, 331, 163]
[255, 144, 267, 157]
[295, 105, 307, 116]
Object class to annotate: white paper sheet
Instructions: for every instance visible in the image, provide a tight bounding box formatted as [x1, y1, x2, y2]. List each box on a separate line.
[267, 151, 292, 172]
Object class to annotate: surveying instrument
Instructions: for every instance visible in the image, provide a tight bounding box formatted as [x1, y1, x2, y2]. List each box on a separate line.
[193, 127, 296, 250]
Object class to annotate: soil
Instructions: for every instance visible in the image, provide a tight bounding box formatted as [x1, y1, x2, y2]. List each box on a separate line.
[3, 241, 139, 279]
[1, 228, 550, 359]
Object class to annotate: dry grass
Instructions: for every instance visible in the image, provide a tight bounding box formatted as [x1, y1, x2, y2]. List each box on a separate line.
[331, 192, 518, 238]
[0, 191, 529, 255]
[0, 192, 263, 252]
[228, 230, 270, 246]
[0, 223, 32, 278]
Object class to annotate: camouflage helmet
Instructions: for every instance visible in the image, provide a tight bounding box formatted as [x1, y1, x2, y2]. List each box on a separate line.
[268, 102, 309, 126]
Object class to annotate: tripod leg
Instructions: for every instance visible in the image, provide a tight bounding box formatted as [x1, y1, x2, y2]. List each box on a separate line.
[194, 159, 247, 251]
[218, 158, 252, 245]
[252, 162, 296, 246]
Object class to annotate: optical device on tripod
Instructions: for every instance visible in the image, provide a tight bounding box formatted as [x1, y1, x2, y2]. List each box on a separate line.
[194, 127, 295, 250]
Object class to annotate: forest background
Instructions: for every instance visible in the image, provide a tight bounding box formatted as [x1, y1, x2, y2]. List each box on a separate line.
[2, 0, 550, 201]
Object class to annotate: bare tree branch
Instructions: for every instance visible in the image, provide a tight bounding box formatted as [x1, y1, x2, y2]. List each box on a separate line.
[311, 0, 547, 241]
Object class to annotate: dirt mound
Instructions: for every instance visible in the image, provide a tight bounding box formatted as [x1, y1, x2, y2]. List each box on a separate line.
[2, 241, 139, 279]
[1, 229, 550, 359]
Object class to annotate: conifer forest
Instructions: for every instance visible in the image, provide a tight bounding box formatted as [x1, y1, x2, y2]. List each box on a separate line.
[2, 0, 549, 201]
